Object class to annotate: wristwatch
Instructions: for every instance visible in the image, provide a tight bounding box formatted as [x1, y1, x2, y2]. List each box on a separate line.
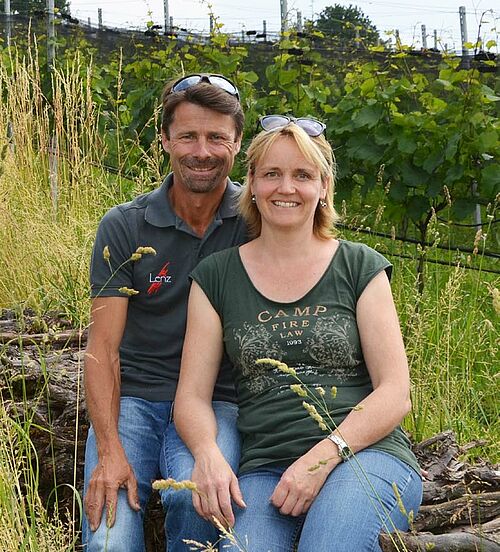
[327, 433, 352, 461]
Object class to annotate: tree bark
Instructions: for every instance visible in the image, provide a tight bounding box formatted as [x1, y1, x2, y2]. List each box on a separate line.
[380, 530, 500, 552]
[415, 491, 500, 531]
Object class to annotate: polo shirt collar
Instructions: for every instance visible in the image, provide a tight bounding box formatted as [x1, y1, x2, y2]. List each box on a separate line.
[217, 179, 241, 219]
[145, 173, 241, 228]
[144, 173, 176, 228]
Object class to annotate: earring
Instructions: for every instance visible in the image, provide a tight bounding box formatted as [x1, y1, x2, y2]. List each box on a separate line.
[251, 195, 256, 204]
[319, 199, 327, 208]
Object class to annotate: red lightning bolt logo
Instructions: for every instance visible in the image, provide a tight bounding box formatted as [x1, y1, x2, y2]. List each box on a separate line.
[147, 262, 170, 295]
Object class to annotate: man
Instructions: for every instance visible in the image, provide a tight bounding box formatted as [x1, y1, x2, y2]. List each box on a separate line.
[83, 74, 247, 551]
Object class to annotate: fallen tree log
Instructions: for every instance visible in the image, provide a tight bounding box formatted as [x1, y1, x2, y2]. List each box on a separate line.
[1, 311, 499, 551]
[380, 431, 500, 551]
[415, 491, 500, 531]
[0, 329, 87, 346]
[422, 466, 500, 503]
[380, 530, 500, 552]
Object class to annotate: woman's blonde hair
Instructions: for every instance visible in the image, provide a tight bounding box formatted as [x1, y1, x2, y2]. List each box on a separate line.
[239, 123, 340, 239]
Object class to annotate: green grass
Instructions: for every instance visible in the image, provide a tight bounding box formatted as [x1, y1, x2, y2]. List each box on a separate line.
[341, 224, 499, 461]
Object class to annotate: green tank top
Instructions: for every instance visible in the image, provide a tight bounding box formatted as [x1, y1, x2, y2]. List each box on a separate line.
[191, 240, 420, 475]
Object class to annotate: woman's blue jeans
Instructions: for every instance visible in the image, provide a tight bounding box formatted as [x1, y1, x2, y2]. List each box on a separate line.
[223, 450, 422, 552]
[82, 397, 240, 552]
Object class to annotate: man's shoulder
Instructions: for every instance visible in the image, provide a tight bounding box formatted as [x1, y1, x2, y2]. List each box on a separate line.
[226, 179, 244, 201]
[99, 189, 156, 226]
[113, 190, 153, 215]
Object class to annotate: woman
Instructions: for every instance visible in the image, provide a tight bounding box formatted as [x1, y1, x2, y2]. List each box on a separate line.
[174, 115, 422, 551]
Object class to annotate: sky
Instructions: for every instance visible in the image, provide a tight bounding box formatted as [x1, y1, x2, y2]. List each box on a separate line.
[67, 0, 499, 52]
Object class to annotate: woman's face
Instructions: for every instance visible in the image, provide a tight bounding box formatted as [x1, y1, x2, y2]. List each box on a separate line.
[250, 135, 327, 233]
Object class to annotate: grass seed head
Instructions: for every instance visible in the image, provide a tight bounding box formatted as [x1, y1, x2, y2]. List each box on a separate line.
[302, 401, 326, 429]
[491, 288, 500, 316]
[290, 384, 307, 397]
[118, 287, 139, 296]
[152, 478, 199, 493]
[256, 358, 297, 376]
[392, 482, 407, 517]
[472, 229, 483, 255]
[136, 246, 157, 255]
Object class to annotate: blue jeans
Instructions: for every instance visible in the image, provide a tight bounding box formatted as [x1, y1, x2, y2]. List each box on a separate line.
[222, 450, 422, 552]
[82, 397, 240, 552]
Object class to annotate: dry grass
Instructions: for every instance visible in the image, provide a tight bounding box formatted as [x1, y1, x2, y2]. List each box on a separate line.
[0, 45, 149, 323]
[0, 403, 76, 551]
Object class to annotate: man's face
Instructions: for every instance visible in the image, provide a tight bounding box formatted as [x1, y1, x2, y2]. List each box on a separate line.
[162, 102, 241, 194]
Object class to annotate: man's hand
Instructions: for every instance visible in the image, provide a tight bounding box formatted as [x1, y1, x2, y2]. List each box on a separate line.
[270, 441, 340, 517]
[191, 448, 246, 528]
[84, 450, 140, 531]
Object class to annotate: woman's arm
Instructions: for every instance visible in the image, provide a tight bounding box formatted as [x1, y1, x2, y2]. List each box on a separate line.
[174, 281, 245, 527]
[331, 268, 411, 449]
[271, 270, 411, 515]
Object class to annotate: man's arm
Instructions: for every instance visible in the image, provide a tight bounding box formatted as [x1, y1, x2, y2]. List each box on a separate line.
[84, 296, 140, 531]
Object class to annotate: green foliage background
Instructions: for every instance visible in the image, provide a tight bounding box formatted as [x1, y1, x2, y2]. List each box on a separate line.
[2, 23, 498, 234]
[40, 26, 499, 247]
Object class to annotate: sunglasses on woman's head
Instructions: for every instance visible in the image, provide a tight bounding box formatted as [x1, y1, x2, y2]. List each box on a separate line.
[170, 74, 240, 100]
[259, 115, 326, 137]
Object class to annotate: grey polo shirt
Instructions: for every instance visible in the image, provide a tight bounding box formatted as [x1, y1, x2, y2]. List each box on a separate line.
[90, 174, 248, 402]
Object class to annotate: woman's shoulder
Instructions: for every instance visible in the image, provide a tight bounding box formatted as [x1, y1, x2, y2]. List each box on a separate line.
[191, 246, 246, 308]
[336, 240, 392, 290]
[337, 239, 386, 261]
[193, 246, 241, 278]
[201, 245, 240, 266]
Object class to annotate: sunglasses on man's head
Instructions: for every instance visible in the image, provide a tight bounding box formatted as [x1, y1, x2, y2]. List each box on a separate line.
[170, 74, 240, 100]
[259, 115, 326, 137]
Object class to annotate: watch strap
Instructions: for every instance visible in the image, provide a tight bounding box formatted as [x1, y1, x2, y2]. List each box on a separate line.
[327, 433, 352, 461]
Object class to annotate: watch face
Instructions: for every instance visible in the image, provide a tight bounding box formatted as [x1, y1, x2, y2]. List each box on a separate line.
[339, 445, 350, 459]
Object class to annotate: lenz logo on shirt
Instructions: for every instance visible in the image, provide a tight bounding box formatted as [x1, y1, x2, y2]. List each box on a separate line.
[147, 262, 173, 295]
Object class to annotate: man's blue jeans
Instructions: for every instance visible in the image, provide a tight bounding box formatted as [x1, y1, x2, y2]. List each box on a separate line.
[222, 450, 422, 552]
[82, 397, 240, 552]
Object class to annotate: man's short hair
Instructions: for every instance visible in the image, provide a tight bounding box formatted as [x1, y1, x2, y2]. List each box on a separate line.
[161, 79, 244, 140]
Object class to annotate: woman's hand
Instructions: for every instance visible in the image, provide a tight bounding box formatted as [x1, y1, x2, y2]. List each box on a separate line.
[191, 447, 246, 528]
[270, 440, 340, 516]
